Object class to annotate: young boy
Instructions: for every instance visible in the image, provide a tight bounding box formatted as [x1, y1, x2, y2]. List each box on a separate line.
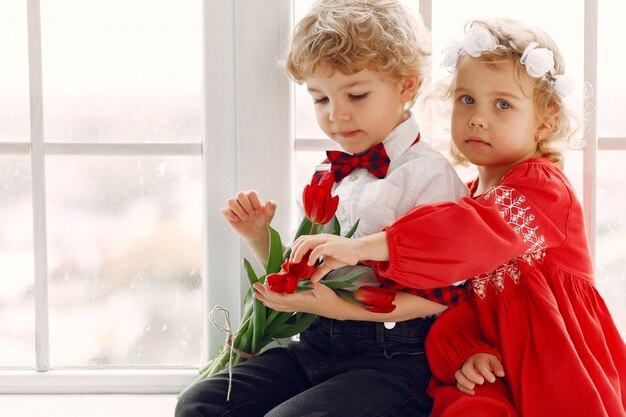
[176, 1, 467, 416]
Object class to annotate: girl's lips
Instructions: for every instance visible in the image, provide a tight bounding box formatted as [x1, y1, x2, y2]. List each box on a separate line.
[338, 130, 361, 138]
[465, 136, 489, 145]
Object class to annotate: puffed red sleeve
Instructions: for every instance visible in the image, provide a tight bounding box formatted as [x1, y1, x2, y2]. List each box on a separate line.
[373, 159, 571, 289]
[425, 300, 501, 383]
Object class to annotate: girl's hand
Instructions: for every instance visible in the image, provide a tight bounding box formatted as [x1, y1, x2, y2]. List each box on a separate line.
[220, 190, 276, 241]
[290, 234, 361, 283]
[252, 282, 344, 318]
[455, 353, 506, 395]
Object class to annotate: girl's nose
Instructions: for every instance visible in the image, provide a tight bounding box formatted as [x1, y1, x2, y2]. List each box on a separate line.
[469, 114, 487, 129]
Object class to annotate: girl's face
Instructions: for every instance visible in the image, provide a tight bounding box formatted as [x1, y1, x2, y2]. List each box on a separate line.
[306, 67, 417, 154]
[451, 56, 542, 169]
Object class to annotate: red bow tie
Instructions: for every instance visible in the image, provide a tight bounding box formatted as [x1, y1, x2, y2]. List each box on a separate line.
[326, 142, 391, 182]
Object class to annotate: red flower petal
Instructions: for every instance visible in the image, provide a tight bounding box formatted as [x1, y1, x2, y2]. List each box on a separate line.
[354, 286, 396, 308]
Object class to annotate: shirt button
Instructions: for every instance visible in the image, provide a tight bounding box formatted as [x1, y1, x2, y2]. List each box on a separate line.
[348, 174, 358, 181]
[384, 322, 396, 330]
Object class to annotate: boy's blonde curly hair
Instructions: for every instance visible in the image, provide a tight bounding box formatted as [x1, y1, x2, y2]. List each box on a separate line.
[285, 0, 430, 107]
[450, 19, 572, 169]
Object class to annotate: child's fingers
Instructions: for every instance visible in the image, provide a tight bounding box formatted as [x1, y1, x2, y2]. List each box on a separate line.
[291, 236, 317, 264]
[246, 190, 263, 212]
[475, 361, 497, 383]
[490, 357, 506, 378]
[225, 197, 249, 220]
[460, 362, 485, 385]
[310, 263, 332, 283]
[262, 200, 277, 219]
[219, 208, 240, 222]
[234, 191, 255, 214]
[454, 369, 476, 395]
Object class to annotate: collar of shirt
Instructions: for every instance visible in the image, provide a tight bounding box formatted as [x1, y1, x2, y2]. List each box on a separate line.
[381, 115, 420, 164]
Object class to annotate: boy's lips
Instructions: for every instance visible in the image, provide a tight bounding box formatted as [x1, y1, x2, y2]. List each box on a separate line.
[337, 130, 361, 138]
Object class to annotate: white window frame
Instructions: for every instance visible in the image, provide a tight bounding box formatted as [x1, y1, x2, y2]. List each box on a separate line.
[0, 0, 293, 394]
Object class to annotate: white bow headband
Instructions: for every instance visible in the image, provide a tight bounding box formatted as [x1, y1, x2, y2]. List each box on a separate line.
[442, 26, 574, 97]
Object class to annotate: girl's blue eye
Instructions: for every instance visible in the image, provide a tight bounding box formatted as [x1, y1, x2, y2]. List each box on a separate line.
[495, 100, 511, 110]
[460, 95, 474, 104]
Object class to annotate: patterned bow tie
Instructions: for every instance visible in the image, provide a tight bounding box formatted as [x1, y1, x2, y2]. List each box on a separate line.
[326, 142, 391, 182]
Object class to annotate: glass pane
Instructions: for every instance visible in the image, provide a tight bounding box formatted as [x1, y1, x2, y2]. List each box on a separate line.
[0, 2, 30, 142]
[598, 2, 626, 137]
[596, 152, 626, 337]
[46, 156, 202, 367]
[41, 0, 201, 143]
[0, 156, 35, 367]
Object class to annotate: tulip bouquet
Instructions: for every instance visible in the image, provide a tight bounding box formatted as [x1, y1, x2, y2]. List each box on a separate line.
[179, 172, 396, 397]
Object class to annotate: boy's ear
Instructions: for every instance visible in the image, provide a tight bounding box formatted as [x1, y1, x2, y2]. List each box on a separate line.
[400, 76, 419, 101]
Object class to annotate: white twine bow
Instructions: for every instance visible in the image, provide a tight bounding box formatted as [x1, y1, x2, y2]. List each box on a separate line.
[209, 305, 255, 401]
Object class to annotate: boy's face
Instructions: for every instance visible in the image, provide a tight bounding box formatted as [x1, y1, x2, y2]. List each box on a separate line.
[451, 56, 541, 169]
[306, 67, 415, 154]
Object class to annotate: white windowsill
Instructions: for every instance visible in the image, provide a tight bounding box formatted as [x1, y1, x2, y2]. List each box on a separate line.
[1, 394, 178, 417]
[0, 369, 198, 394]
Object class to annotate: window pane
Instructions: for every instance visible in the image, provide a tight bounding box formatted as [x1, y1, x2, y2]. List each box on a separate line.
[46, 156, 201, 367]
[40, 0, 201, 143]
[597, 152, 626, 337]
[0, 156, 35, 367]
[598, 2, 626, 137]
[0, 2, 30, 142]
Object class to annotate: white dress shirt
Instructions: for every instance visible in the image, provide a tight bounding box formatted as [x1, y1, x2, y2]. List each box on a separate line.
[329, 116, 468, 238]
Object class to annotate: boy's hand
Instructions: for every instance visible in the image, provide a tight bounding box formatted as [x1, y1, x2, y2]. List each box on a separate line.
[252, 281, 343, 318]
[455, 353, 506, 395]
[220, 190, 276, 240]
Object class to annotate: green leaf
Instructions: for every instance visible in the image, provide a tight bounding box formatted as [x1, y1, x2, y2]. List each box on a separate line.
[344, 219, 360, 238]
[264, 311, 297, 334]
[313, 223, 325, 234]
[293, 216, 314, 239]
[322, 280, 356, 290]
[330, 216, 341, 235]
[243, 258, 260, 287]
[335, 289, 368, 307]
[265, 225, 284, 274]
[267, 313, 317, 339]
[250, 298, 266, 354]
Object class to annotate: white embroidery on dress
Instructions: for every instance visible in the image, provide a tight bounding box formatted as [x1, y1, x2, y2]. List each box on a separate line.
[472, 186, 546, 299]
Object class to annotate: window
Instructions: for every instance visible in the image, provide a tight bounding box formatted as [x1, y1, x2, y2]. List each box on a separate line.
[0, 0, 293, 394]
[2, 0, 624, 395]
[1, 0, 204, 392]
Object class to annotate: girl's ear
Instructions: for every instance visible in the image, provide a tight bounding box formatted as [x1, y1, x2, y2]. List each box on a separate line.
[400, 76, 419, 102]
[536, 106, 557, 141]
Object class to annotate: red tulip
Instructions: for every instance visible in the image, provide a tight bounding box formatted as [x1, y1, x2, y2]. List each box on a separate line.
[281, 250, 315, 279]
[302, 172, 339, 225]
[354, 286, 396, 313]
[266, 271, 299, 294]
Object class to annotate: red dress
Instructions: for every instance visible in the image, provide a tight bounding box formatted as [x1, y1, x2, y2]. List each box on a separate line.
[375, 158, 626, 417]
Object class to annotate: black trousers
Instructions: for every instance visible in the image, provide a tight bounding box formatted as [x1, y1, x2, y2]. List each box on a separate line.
[175, 316, 435, 417]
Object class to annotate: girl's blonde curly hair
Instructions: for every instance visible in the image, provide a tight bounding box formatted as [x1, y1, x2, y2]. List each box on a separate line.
[449, 19, 573, 169]
[285, 0, 430, 108]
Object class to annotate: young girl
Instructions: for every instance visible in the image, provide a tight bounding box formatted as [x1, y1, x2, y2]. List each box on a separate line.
[289, 19, 626, 417]
[176, 2, 467, 416]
